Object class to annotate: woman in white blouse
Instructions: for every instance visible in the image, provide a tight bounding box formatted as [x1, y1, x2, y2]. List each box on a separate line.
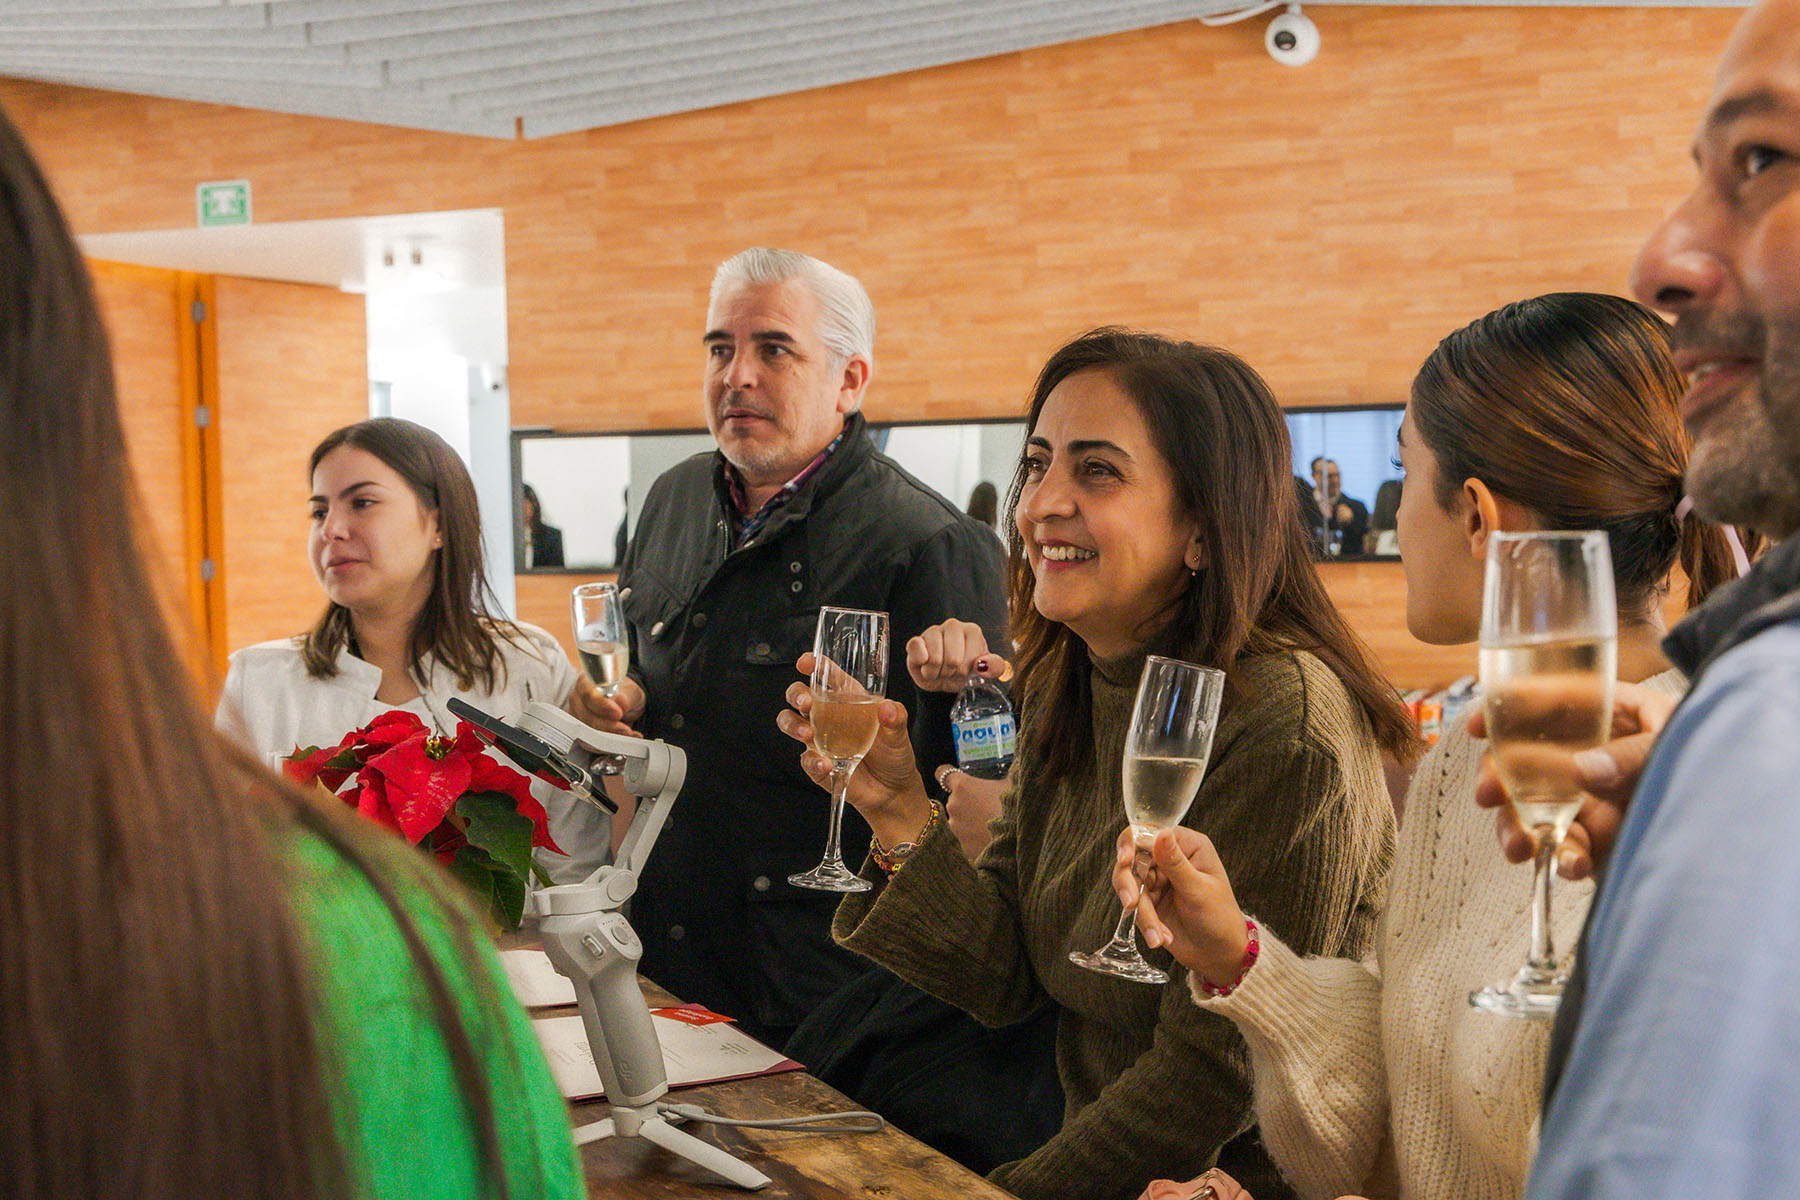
[217, 417, 610, 880]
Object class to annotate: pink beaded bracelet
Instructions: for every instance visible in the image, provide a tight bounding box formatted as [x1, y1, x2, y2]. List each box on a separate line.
[1195, 918, 1260, 998]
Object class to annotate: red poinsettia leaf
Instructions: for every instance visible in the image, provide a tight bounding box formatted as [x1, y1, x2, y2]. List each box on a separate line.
[365, 735, 471, 844]
[350, 770, 403, 837]
[465, 750, 531, 806]
[283, 737, 361, 789]
[447, 719, 573, 790]
[362, 710, 428, 752]
[283, 744, 336, 785]
[453, 721, 486, 757]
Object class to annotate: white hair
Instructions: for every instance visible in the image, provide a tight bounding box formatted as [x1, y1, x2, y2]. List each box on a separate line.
[710, 247, 875, 365]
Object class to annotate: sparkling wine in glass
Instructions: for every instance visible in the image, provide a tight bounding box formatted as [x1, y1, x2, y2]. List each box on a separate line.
[790, 607, 889, 894]
[572, 581, 630, 776]
[572, 582, 629, 697]
[1470, 530, 1616, 1020]
[1070, 656, 1225, 984]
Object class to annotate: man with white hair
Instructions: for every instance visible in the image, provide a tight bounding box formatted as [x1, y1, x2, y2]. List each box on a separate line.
[604, 248, 1007, 1046]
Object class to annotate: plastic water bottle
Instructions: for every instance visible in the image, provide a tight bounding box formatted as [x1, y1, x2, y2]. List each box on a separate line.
[951, 675, 1016, 779]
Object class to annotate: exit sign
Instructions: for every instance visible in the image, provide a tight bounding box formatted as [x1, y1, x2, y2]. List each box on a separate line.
[196, 179, 251, 228]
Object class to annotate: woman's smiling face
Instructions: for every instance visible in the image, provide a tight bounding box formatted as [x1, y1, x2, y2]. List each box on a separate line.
[1015, 368, 1203, 660]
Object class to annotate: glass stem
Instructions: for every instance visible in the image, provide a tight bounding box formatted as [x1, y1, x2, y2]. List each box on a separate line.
[1110, 845, 1153, 947]
[1528, 832, 1558, 972]
[821, 762, 853, 868]
[1108, 899, 1141, 946]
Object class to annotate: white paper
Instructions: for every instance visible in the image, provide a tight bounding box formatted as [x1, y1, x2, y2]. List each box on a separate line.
[499, 948, 579, 1009]
[531, 1009, 795, 1100]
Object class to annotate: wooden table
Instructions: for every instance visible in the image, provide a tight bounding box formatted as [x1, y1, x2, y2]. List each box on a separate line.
[502, 934, 1015, 1200]
[569, 1063, 1018, 1199]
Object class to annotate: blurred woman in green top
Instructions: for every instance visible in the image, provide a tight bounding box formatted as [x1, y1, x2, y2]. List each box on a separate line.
[0, 104, 581, 1200]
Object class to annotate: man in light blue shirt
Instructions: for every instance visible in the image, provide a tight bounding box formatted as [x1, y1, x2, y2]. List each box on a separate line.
[1528, 1, 1800, 1194]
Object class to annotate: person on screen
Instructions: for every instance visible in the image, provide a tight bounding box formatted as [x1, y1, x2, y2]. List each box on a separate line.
[520, 481, 564, 568]
[0, 105, 581, 1200]
[780, 328, 1413, 1200]
[1311, 456, 1369, 555]
[215, 417, 611, 881]
[1366, 478, 1402, 556]
[1120, 293, 1745, 1200]
[1294, 475, 1327, 558]
[968, 479, 1008, 547]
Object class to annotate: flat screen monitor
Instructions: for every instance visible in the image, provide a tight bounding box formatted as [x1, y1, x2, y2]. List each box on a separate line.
[1285, 405, 1405, 560]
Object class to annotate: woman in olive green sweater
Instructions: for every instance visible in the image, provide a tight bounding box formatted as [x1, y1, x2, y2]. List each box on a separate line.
[778, 329, 1417, 1200]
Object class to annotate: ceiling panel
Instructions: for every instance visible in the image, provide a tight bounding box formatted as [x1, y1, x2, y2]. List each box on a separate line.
[0, 0, 1749, 140]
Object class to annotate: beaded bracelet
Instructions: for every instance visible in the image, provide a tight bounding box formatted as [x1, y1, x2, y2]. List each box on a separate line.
[870, 803, 943, 874]
[1195, 918, 1260, 998]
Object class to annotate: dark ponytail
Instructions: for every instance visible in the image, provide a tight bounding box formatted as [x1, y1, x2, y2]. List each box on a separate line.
[1678, 515, 1761, 610]
[1413, 292, 1747, 619]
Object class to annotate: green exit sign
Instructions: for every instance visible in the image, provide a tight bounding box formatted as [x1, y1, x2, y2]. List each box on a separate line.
[196, 179, 251, 228]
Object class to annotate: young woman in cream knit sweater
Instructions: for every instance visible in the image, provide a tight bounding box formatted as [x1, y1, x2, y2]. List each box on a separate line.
[1122, 293, 1748, 1200]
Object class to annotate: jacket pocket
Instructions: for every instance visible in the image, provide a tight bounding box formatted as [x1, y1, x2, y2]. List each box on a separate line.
[619, 576, 682, 644]
[743, 611, 818, 667]
[742, 872, 864, 1029]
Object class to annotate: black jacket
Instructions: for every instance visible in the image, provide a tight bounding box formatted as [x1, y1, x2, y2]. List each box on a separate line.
[616, 413, 1009, 1033]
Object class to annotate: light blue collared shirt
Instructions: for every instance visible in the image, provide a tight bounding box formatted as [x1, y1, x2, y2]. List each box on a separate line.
[1528, 622, 1800, 1199]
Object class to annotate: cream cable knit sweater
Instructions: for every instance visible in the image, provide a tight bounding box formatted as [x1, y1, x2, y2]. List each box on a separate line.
[1192, 669, 1685, 1200]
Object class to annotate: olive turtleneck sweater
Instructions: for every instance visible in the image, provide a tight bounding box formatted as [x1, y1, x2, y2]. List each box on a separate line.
[834, 649, 1395, 1200]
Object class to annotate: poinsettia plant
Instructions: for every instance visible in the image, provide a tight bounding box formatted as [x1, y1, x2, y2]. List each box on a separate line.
[284, 710, 567, 930]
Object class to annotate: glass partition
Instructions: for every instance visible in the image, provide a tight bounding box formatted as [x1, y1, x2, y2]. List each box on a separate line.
[512, 419, 1028, 573]
[512, 409, 1400, 571]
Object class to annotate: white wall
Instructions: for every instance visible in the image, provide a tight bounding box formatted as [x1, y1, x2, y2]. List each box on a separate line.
[366, 283, 515, 613]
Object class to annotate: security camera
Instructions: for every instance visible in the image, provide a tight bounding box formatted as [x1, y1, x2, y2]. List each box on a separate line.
[1266, 5, 1319, 67]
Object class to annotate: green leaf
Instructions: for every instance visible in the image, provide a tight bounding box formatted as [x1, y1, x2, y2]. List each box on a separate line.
[455, 791, 535, 884]
[488, 860, 526, 931]
[444, 845, 528, 931]
[444, 849, 499, 922]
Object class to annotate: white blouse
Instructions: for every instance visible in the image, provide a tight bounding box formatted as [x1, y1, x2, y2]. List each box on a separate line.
[216, 622, 608, 883]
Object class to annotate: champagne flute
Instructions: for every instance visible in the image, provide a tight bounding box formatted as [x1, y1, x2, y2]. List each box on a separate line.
[572, 581, 629, 776]
[572, 582, 629, 697]
[1070, 656, 1226, 984]
[790, 607, 889, 894]
[1470, 530, 1616, 1019]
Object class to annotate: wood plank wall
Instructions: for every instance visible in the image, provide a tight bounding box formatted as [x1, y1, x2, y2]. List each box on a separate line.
[5, 3, 1738, 689]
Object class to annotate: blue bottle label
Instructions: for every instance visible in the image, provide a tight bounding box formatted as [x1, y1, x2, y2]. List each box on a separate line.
[953, 713, 1017, 765]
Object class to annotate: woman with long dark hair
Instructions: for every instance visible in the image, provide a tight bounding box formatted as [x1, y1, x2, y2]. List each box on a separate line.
[0, 107, 580, 1200]
[217, 417, 609, 880]
[778, 328, 1413, 1200]
[1124, 293, 1748, 1200]
[520, 482, 564, 568]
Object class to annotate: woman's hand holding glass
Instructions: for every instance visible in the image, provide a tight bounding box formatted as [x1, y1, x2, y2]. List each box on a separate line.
[1113, 826, 1252, 991]
[777, 654, 936, 857]
[904, 617, 1012, 693]
[1071, 656, 1225, 983]
[1135, 1166, 1256, 1200]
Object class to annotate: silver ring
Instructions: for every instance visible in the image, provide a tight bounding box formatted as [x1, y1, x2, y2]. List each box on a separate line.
[935, 765, 961, 790]
[1184, 1168, 1221, 1200]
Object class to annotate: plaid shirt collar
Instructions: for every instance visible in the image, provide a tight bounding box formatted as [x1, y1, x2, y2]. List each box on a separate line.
[722, 425, 847, 546]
